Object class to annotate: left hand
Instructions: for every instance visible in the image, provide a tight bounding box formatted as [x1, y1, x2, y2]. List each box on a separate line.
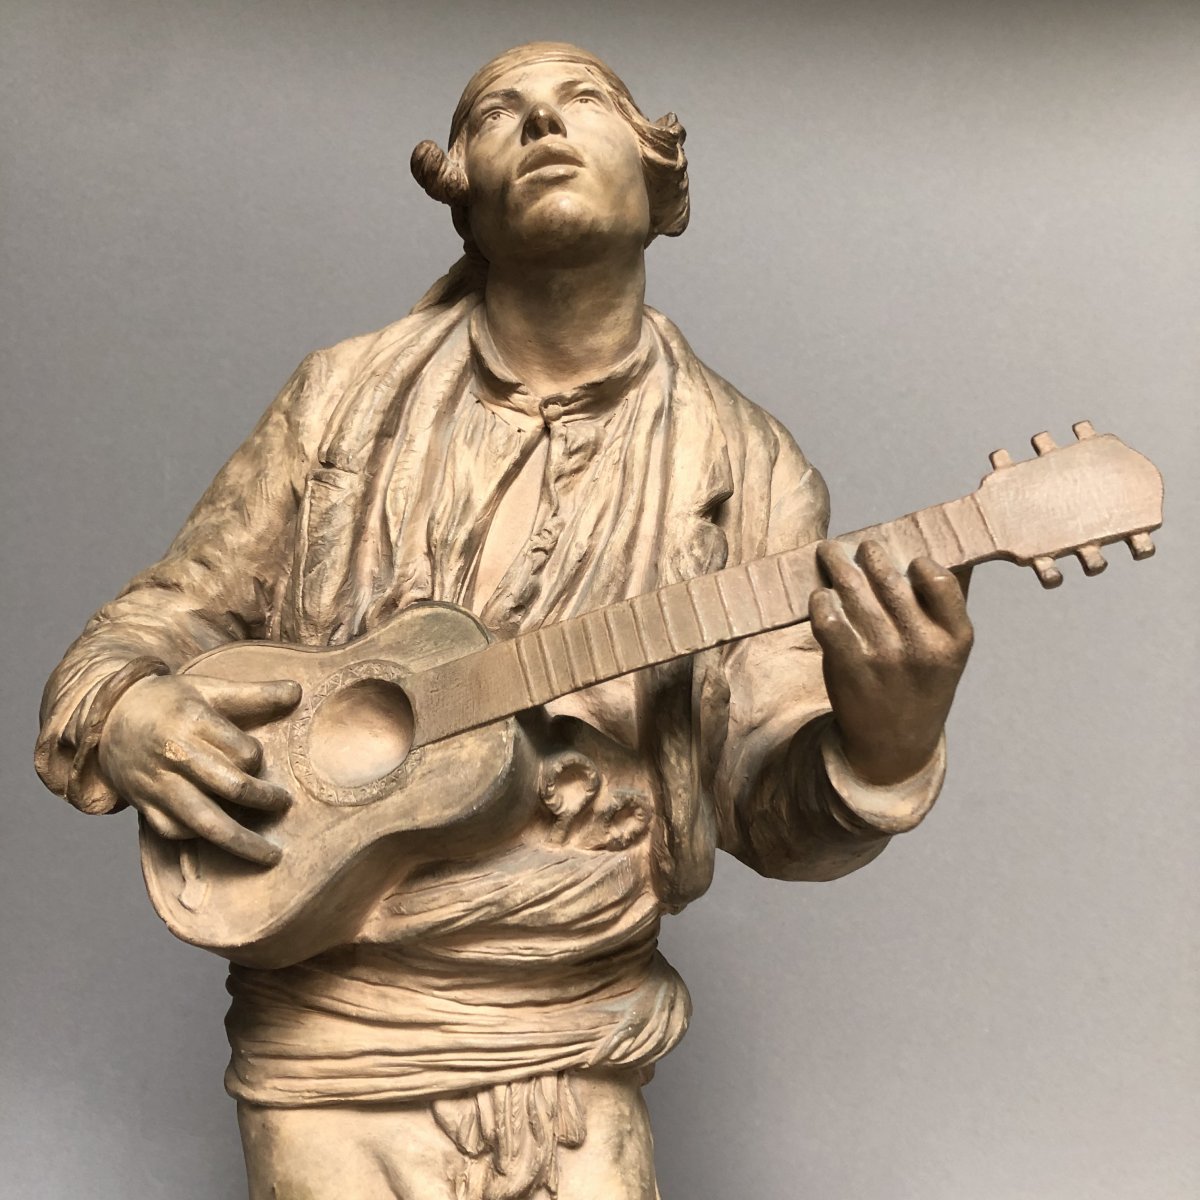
[809, 540, 974, 786]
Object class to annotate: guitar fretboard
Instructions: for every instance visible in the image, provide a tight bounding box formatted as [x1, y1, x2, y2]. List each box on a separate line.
[404, 492, 996, 748]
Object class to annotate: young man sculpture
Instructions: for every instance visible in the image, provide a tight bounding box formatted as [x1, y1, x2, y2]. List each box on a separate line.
[35, 43, 973, 1200]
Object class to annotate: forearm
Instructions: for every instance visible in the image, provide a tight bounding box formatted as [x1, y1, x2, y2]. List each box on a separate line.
[722, 711, 944, 882]
[35, 579, 263, 807]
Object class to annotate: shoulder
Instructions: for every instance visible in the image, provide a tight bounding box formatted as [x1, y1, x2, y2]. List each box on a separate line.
[706, 367, 830, 543]
[272, 300, 474, 445]
[648, 307, 826, 496]
[310, 302, 466, 379]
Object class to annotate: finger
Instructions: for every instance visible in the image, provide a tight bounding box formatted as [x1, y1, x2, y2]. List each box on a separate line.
[809, 587, 863, 659]
[157, 773, 282, 866]
[855, 541, 925, 641]
[815, 541, 892, 643]
[175, 743, 291, 813]
[192, 677, 302, 726]
[955, 564, 973, 601]
[909, 557, 973, 642]
[193, 709, 264, 773]
[138, 801, 193, 841]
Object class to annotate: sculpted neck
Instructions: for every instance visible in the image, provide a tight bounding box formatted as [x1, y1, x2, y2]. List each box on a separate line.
[481, 246, 646, 395]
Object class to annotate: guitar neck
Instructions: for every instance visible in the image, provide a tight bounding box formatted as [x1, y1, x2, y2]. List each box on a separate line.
[406, 490, 996, 749]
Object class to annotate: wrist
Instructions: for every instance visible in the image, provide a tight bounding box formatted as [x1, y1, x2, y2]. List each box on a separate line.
[837, 729, 943, 788]
[67, 657, 170, 812]
[821, 725, 946, 835]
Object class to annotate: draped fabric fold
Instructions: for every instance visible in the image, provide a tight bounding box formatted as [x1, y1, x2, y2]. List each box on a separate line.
[280, 295, 736, 909]
[230, 295, 743, 1119]
[35, 278, 910, 1146]
[224, 841, 689, 1106]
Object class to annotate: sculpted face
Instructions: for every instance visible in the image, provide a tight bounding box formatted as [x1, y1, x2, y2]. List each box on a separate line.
[462, 59, 651, 266]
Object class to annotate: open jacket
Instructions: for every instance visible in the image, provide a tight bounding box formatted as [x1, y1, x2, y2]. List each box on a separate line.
[36, 294, 943, 915]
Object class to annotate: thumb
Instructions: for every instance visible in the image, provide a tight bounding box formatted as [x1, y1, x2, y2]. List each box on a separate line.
[190, 676, 303, 725]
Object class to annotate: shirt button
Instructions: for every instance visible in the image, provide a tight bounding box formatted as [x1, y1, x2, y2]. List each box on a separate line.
[542, 401, 564, 423]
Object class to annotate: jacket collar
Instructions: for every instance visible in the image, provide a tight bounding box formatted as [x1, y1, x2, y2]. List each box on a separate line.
[468, 304, 656, 427]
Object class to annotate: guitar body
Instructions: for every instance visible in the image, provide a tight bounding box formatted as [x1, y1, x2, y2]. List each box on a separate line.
[138, 603, 540, 969]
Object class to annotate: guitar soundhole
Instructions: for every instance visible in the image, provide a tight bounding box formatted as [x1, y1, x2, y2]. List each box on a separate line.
[307, 678, 414, 790]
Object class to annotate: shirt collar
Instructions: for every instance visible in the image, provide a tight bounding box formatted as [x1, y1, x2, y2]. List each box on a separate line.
[468, 304, 656, 426]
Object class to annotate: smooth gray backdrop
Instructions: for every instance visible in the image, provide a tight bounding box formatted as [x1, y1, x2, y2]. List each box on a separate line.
[2, 1, 1197, 1197]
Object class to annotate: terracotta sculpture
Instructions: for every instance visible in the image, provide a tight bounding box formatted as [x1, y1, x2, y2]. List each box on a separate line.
[33, 42, 1162, 1200]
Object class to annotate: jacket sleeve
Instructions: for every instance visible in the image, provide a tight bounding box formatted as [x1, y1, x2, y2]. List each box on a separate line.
[34, 352, 326, 814]
[709, 418, 945, 881]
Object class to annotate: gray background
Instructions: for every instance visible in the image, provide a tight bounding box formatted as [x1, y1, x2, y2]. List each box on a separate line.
[2, 1, 1197, 1196]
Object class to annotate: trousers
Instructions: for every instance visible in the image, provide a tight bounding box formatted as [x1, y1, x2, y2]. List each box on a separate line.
[238, 1071, 659, 1200]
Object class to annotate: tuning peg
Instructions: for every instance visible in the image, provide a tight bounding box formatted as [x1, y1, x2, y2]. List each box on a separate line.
[1031, 431, 1057, 456]
[989, 448, 1013, 470]
[1127, 532, 1156, 560]
[1072, 420, 1097, 440]
[1074, 543, 1107, 576]
[1031, 556, 1064, 588]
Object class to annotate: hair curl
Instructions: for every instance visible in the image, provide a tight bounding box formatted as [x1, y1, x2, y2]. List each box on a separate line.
[410, 139, 469, 207]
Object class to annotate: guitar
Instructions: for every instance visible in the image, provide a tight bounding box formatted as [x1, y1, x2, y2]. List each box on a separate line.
[139, 422, 1164, 969]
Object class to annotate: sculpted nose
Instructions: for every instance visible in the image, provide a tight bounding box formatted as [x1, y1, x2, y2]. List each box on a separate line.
[521, 103, 566, 144]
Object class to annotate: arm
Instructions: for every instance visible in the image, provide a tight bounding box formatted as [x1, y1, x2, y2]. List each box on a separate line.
[710, 423, 970, 882]
[35, 352, 326, 816]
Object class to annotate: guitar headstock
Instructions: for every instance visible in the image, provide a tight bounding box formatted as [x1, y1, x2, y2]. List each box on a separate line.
[975, 421, 1163, 588]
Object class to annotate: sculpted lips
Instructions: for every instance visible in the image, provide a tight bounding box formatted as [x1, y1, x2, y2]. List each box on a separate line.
[517, 141, 585, 179]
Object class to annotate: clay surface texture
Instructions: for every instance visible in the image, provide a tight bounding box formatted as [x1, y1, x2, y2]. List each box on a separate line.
[34, 41, 1162, 1200]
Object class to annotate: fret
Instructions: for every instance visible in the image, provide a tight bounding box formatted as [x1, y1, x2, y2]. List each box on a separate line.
[603, 603, 645, 674]
[538, 622, 577, 695]
[913, 506, 964, 566]
[659, 582, 705, 652]
[774, 546, 810, 615]
[560, 618, 597, 687]
[631, 592, 675, 660]
[686, 575, 733, 643]
[941, 494, 997, 564]
[843, 502, 995, 574]
[777, 554, 804, 619]
[515, 633, 553, 704]
[486, 640, 536, 715]
[580, 608, 620, 680]
[714, 566, 761, 638]
[746, 556, 796, 627]
[880, 514, 929, 567]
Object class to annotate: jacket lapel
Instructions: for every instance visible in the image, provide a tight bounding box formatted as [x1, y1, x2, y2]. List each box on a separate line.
[289, 299, 476, 644]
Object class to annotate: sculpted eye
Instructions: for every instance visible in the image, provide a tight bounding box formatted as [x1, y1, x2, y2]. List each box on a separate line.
[474, 107, 511, 130]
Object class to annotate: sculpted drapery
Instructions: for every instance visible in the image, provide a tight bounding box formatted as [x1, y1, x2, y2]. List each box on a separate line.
[37, 291, 942, 866]
[37, 287, 943, 1060]
[30, 36, 982, 1200]
[36, 288, 944, 1195]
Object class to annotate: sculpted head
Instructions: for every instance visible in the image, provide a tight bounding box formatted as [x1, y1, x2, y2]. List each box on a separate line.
[412, 43, 688, 269]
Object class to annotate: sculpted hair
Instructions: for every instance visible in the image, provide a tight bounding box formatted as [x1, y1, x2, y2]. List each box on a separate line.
[410, 139, 469, 208]
[410, 56, 689, 252]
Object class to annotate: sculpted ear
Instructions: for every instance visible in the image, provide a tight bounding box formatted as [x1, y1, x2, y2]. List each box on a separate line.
[410, 140, 470, 207]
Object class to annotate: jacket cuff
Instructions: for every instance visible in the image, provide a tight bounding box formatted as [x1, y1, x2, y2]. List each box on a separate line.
[819, 726, 946, 835]
[63, 656, 170, 814]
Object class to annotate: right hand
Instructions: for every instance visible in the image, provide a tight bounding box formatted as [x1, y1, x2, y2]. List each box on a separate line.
[98, 674, 302, 865]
